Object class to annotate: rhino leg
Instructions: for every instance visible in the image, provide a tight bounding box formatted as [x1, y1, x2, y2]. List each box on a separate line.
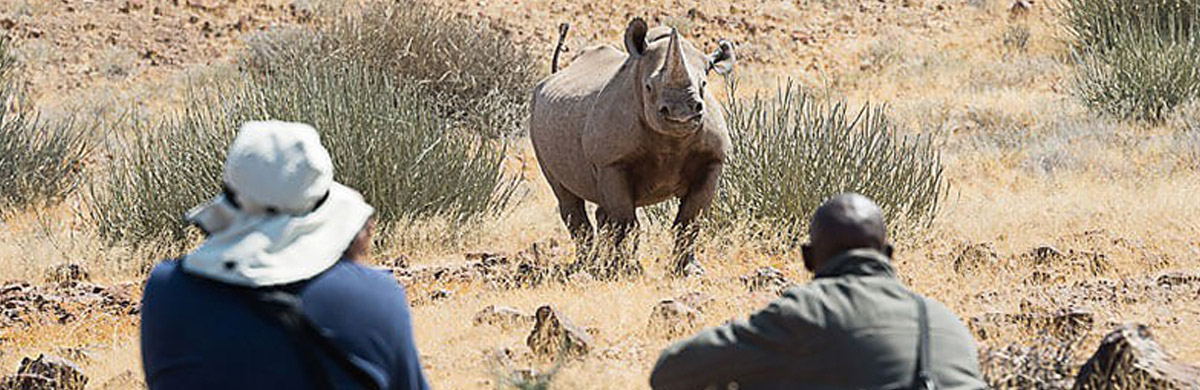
[671, 163, 723, 277]
[548, 180, 593, 249]
[595, 166, 642, 276]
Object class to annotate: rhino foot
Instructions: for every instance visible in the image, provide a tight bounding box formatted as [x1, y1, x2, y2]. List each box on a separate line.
[672, 255, 705, 278]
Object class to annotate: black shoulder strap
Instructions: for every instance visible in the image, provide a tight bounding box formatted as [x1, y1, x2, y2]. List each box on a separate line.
[247, 290, 383, 390]
[912, 293, 936, 390]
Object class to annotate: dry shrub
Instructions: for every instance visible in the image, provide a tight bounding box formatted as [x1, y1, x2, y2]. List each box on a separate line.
[712, 78, 944, 238]
[245, 0, 538, 138]
[0, 37, 91, 214]
[1064, 0, 1200, 121]
[88, 56, 519, 247]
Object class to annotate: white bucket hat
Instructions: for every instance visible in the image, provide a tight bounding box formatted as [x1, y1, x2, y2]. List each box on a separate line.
[183, 121, 375, 287]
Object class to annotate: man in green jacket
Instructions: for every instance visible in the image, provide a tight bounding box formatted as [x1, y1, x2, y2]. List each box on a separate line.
[649, 193, 986, 390]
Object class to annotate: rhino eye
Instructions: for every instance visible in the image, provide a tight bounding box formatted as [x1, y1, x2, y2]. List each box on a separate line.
[645, 83, 652, 92]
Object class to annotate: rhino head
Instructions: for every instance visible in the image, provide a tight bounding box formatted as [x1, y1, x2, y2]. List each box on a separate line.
[623, 18, 736, 137]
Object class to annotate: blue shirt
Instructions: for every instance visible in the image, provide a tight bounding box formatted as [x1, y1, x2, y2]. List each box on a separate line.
[141, 259, 430, 390]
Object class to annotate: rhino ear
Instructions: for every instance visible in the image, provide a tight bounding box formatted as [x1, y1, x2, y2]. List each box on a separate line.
[624, 18, 648, 56]
[707, 40, 736, 75]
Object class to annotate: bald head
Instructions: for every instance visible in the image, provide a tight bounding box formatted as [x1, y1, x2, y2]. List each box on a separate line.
[802, 193, 892, 272]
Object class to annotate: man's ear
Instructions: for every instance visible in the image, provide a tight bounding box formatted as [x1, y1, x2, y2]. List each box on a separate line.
[624, 18, 648, 56]
[801, 244, 815, 272]
[707, 40, 736, 75]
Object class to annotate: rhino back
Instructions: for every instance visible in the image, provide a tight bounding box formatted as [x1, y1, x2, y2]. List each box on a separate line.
[530, 45, 628, 202]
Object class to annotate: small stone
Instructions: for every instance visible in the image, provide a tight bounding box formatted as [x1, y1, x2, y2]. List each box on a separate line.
[1009, 0, 1033, 19]
[98, 370, 142, 390]
[952, 242, 999, 275]
[472, 305, 532, 330]
[674, 291, 713, 312]
[740, 266, 794, 294]
[525, 305, 591, 358]
[430, 289, 453, 301]
[14, 354, 87, 390]
[1027, 245, 1067, 264]
[647, 299, 701, 337]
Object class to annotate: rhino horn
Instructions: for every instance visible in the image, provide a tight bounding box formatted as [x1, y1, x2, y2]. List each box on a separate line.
[663, 29, 691, 86]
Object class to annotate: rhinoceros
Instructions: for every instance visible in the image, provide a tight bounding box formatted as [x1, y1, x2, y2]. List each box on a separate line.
[529, 18, 736, 277]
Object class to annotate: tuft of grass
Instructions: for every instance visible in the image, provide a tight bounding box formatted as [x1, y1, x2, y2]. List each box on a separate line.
[0, 37, 91, 214]
[88, 61, 519, 247]
[711, 78, 944, 239]
[245, 0, 538, 138]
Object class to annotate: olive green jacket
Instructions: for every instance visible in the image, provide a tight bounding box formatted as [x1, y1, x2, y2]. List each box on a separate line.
[649, 249, 986, 390]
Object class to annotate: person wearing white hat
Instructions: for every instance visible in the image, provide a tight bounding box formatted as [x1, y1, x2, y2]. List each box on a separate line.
[140, 121, 430, 390]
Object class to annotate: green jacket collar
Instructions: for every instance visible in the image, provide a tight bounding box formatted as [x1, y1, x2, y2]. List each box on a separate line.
[813, 248, 897, 279]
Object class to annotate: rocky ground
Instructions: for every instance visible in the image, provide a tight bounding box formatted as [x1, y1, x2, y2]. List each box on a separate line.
[3, 0, 1200, 388]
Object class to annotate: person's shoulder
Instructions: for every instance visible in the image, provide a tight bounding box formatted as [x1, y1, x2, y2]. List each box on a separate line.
[922, 295, 973, 329]
[765, 283, 833, 325]
[323, 260, 401, 285]
[145, 258, 187, 287]
[310, 260, 407, 298]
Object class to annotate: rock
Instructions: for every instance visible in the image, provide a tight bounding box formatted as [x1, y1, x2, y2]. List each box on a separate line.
[1026, 245, 1067, 264]
[97, 370, 142, 390]
[473, 305, 533, 330]
[429, 289, 453, 301]
[0, 374, 56, 390]
[1155, 271, 1200, 288]
[1074, 324, 1200, 390]
[674, 291, 713, 312]
[1010, 0, 1033, 19]
[647, 300, 701, 337]
[381, 255, 410, 269]
[952, 242, 999, 275]
[969, 308, 1094, 342]
[289, 0, 317, 22]
[45, 263, 90, 284]
[740, 266, 794, 294]
[52, 347, 96, 364]
[10, 354, 87, 390]
[525, 305, 591, 359]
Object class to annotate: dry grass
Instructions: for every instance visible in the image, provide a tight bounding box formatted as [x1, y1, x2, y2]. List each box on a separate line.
[2, 0, 1200, 389]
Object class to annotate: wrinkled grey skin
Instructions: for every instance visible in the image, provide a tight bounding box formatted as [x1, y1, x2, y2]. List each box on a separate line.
[529, 18, 736, 276]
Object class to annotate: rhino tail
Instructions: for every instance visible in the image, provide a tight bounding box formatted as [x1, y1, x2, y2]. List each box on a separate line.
[552, 23, 570, 74]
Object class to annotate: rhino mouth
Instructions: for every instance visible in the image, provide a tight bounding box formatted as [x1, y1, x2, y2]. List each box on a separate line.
[665, 114, 702, 124]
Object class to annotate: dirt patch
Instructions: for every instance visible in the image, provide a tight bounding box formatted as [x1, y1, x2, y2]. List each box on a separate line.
[1, 0, 308, 107]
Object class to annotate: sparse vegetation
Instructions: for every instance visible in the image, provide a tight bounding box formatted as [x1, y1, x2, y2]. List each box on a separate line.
[245, 0, 538, 138]
[7, 0, 1200, 388]
[1065, 0, 1200, 121]
[88, 49, 519, 247]
[0, 37, 90, 214]
[713, 79, 943, 237]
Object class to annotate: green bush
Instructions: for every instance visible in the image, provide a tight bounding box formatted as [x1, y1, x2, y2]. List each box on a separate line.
[1072, 27, 1200, 122]
[0, 38, 91, 213]
[89, 61, 519, 246]
[1064, 0, 1200, 121]
[711, 80, 944, 237]
[245, 0, 538, 138]
[1062, 0, 1200, 52]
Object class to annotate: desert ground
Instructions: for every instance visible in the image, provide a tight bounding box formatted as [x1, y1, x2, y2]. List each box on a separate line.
[1, 0, 1198, 388]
